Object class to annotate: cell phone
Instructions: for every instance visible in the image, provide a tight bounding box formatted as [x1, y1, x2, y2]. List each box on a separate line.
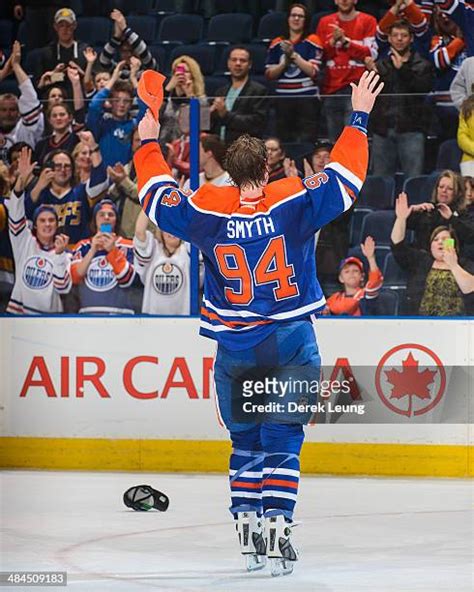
[443, 238, 455, 249]
[50, 72, 65, 83]
[100, 223, 112, 233]
[175, 65, 186, 75]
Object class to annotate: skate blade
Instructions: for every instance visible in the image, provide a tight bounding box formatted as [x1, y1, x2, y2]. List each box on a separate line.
[246, 554, 267, 572]
[270, 557, 294, 577]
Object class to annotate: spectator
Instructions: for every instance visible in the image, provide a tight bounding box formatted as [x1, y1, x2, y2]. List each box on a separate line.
[0, 161, 14, 310]
[443, 243, 474, 293]
[325, 236, 384, 315]
[6, 142, 32, 188]
[304, 141, 333, 175]
[434, 0, 473, 56]
[376, 0, 429, 58]
[107, 128, 143, 239]
[43, 85, 67, 109]
[86, 62, 146, 167]
[83, 48, 112, 100]
[406, 169, 474, 251]
[27, 131, 108, 245]
[39, 66, 85, 132]
[210, 46, 268, 145]
[429, 8, 467, 140]
[265, 137, 300, 182]
[464, 175, 473, 206]
[71, 199, 136, 314]
[134, 210, 202, 315]
[317, 0, 377, 141]
[184, 134, 231, 190]
[0, 42, 44, 163]
[458, 93, 474, 176]
[99, 9, 158, 81]
[266, 3, 322, 142]
[6, 147, 72, 314]
[369, 20, 434, 177]
[160, 56, 207, 144]
[72, 140, 91, 184]
[391, 192, 474, 315]
[450, 56, 474, 110]
[34, 102, 79, 165]
[34, 8, 87, 86]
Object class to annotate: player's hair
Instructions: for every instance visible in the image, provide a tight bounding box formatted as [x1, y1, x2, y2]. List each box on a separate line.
[284, 3, 311, 38]
[431, 170, 465, 212]
[170, 55, 206, 98]
[228, 45, 252, 63]
[110, 80, 134, 98]
[201, 133, 226, 168]
[225, 134, 267, 189]
[430, 225, 460, 253]
[387, 19, 413, 35]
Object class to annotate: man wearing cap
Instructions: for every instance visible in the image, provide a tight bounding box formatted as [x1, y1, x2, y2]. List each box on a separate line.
[34, 8, 88, 85]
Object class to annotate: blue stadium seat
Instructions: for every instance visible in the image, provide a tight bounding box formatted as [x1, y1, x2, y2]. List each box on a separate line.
[120, 0, 155, 14]
[347, 245, 391, 273]
[349, 207, 373, 246]
[0, 79, 19, 96]
[0, 19, 13, 49]
[206, 13, 253, 44]
[76, 17, 111, 45]
[148, 45, 167, 72]
[69, 0, 84, 16]
[358, 176, 395, 209]
[215, 44, 268, 75]
[360, 210, 396, 245]
[436, 139, 462, 173]
[24, 48, 43, 77]
[282, 142, 314, 161]
[402, 175, 437, 206]
[311, 11, 332, 31]
[169, 45, 216, 76]
[205, 75, 229, 97]
[157, 14, 204, 44]
[370, 289, 399, 316]
[383, 252, 408, 285]
[254, 11, 286, 43]
[126, 15, 156, 43]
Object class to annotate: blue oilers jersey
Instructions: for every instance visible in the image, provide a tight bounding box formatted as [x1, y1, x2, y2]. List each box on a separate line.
[434, 0, 474, 56]
[134, 123, 368, 351]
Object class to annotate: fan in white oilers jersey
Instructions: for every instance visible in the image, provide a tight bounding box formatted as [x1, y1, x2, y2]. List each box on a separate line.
[6, 147, 71, 315]
[133, 209, 203, 315]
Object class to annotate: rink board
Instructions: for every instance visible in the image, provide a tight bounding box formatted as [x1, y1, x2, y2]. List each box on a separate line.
[0, 317, 472, 477]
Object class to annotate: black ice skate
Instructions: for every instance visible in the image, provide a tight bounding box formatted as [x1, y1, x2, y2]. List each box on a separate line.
[235, 511, 267, 571]
[265, 515, 299, 577]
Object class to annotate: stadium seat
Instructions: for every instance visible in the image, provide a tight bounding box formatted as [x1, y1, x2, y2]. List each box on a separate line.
[206, 13, 253, 44]
[282, 142, 314, 161]
[76, 17, 111, 45]
[310, 11, 332, 31]
[126, 15, 156, 43]
[349, 207, 373, 246]
[205, 75, 229, 98]
[435, 139, 462, 173]
[383, 252, 408, 285]
[0, 19, 13, 49]
[254, 11, 286, 43]
[360, 210, 396, 245]
[119, 0, 155, 14]
[347, 245, 391, 273]
[157, 14, 204, 44]
[370, 289, 399, 316]
[149, 45, 167, 73]
[402, 175, 437, 206]
[358, 176, 395, 209]
[24, 48, 43, 77]
[169, 45, 216, 76]
[215, 44, 268, 75]
[69, 0, 84, 16]
[0, 79, 19, 96]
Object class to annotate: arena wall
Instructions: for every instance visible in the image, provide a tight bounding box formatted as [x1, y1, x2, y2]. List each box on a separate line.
[0, 318, 472, 477]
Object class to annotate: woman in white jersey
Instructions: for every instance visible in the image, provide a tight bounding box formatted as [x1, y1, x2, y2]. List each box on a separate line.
[133, 209, 203, 314]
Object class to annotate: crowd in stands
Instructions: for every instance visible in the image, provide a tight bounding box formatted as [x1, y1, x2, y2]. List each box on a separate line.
[0, 0, 473, 317]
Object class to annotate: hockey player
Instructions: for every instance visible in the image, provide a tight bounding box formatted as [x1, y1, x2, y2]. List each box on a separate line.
[6, 147, 71, 314]
[134, 70, 383, 576]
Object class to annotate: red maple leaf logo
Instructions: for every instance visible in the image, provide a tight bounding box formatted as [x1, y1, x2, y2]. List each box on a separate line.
[384, 352, 437, 416]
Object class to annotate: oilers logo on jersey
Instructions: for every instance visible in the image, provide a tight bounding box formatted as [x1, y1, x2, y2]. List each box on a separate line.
[152, 262, 183, 296]
[22, 256, 54, 290]
[85, 257, 118, 292]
